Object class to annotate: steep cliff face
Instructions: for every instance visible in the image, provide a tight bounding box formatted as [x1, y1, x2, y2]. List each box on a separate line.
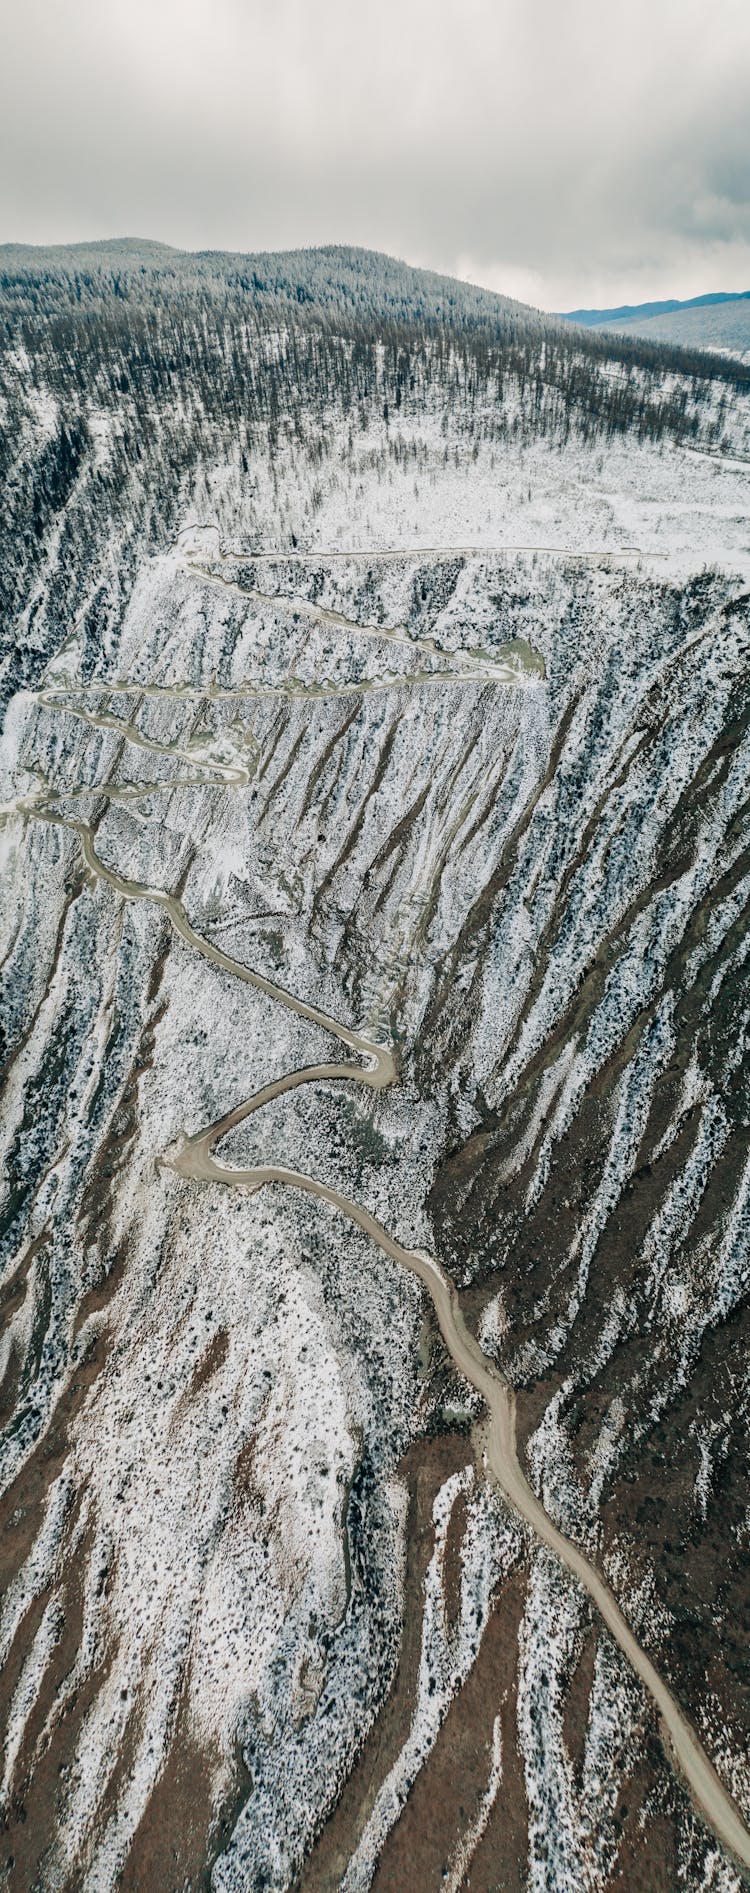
[1, 273, 750, 1891]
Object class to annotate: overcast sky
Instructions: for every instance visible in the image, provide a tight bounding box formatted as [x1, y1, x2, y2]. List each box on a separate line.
[2, 0, 749, 310]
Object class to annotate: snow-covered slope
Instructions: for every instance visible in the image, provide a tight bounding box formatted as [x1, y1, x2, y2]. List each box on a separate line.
[1, 255, 749, 1892]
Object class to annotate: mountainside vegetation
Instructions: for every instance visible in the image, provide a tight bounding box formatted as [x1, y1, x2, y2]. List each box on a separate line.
[2, 242, 748, 720]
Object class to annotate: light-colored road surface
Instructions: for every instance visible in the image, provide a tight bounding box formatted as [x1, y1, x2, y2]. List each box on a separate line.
[24, 787, 750, 1879]
[181, 554, 546, 680]
[178, 523, 661, 562]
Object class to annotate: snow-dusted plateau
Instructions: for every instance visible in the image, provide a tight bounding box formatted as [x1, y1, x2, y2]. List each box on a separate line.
[1, 242, 750, 1892]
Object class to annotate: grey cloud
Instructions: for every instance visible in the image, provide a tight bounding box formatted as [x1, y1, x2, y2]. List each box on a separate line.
[1, 0, 749, 308]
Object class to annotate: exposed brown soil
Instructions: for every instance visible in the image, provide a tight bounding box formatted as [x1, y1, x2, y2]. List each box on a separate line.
[561, 1618, 598, 1785]
[298, 1430, 473, 1892]
[370, 1565, 530, 1893]
[603, 1736, 682, 1892]
[443, 1489, 470, 1632]
[121, 1701, 252, 1893]
[1, 1518, 112, 1893]
[188, 1324, 230, 1398]
[0, 1232, 50, 1429]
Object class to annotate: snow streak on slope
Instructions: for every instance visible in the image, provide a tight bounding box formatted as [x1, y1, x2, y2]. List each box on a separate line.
[1, 507, 749, 1893]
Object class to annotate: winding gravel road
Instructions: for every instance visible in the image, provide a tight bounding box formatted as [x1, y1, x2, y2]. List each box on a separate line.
[23, 744, 750, 1879]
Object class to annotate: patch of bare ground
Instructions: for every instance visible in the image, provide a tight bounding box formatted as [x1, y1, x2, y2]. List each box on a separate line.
[561, 1618, 598, 1786]
[370, 1565, 530, 1893]
[603, 1735, 683, 1891]
[443, 1489, 470, 1633]
[0, 1518, 109, 1892]
[121, 1707, 252, 1893]
[297, 1430, 473, 1893]
[187, 1324, 230, 1400]
[0, 1320, 104, 1594]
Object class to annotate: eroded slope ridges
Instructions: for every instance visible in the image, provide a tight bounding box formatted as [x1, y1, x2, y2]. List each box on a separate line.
[423, 579, 750, 1865]
[0, 544, 537, 1891]
[0, 540, 748, 1891]
[250, 550, 750, 1889]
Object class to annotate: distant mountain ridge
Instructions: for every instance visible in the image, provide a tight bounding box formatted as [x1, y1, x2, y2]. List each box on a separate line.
[559, 288, 750, 360]
[562, 289, 750, 326]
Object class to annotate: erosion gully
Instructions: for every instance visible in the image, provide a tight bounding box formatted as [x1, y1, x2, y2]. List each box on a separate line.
[17, 597, 750, 1879]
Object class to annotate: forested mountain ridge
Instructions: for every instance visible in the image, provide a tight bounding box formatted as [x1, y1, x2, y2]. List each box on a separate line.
[4, 237, 749, 372]
[0, 239, 536, 328]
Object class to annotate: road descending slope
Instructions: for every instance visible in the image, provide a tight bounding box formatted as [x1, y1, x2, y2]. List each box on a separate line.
[23, 768, 750, 1874]
[1, 247, 750, 1892]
